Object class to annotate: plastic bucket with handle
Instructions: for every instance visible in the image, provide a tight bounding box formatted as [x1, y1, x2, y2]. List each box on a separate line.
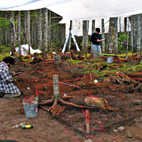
[23, 95, 38, 118]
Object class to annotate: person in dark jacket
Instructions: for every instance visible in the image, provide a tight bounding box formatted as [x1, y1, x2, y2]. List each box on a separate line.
[90, 28, 102, 58]
[0, 56, 21, 98]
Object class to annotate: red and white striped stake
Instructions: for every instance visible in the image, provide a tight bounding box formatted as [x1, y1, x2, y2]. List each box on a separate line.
[35, 86, 39, 101]
[86, 110, 90, 134]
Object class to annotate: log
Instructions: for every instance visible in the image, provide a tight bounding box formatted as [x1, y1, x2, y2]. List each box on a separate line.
[85, 97, 118, 111]
[85, 97, 106, 108]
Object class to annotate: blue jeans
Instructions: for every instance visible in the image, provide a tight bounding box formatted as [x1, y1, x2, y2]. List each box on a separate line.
[91, 44, 102, 58]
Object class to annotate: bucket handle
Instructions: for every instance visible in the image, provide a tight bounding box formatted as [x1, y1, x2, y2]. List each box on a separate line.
[24, 95, 35, 104]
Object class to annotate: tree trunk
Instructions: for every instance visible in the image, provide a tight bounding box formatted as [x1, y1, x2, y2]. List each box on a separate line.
[27, 11, 31, 54]
[92, 20, 95, 34]
[68, 20, 72, 52]
[109, 18, 115, 53]
[124, 17, 127, 32]
[129, 16, 134, 53]
[119, 17, 121, 32]
[23, 11, 27, 44]
[53, 75, 60, 100]
[114, 17, 118, 54]
[140, 14, 142, 54]
[18, 11, 21, 56]
[31, 12, 37, 49]
[137, 14, 140, 53]
[10, 11, 16, 55]
[38, 9, 42, 50]
[48, 10, 51, 52]
[82, 20, 89, 57]
[5, 12, 8, 47]
[101, 18, 105, 53]
[43, 8, 48, 58]
[134, 15, 137, 53]
[126, 17, 130, 57]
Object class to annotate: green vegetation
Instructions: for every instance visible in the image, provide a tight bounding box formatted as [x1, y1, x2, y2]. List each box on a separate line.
[0, 46, 11, 60]
[118, 32, 128, 54]
[0, 17, 10, 29]
[66, 54, 142, 79]
[0, 46, 142, 80]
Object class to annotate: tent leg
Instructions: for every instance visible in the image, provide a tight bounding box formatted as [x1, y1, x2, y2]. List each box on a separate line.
[62, 20, 80, 53]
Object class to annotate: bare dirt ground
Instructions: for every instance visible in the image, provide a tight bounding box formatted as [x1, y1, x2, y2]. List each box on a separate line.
[0, 59, 142, 142]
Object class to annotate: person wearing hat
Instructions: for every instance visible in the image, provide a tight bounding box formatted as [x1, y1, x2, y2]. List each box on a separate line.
[0, 56, 21, 98]
[90, 28, 102, 58]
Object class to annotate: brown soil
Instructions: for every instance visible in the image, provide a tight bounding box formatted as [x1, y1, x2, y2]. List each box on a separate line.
[0, 60, 142, 142]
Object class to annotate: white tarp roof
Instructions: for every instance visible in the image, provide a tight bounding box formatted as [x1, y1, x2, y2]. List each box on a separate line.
[1, 0, 142, 20]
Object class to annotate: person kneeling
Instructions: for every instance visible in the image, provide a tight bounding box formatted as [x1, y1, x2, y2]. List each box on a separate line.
[0, 56, 21, 98]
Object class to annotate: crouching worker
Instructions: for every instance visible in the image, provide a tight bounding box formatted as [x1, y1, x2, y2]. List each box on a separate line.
[0, 56, 21, 98]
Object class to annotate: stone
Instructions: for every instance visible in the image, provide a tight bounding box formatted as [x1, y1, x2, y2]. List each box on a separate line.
[113, 129, 118, 133]
[77, 127, 84, 132]
[84, 139, 93, 142]
[117, 126, 125, 132]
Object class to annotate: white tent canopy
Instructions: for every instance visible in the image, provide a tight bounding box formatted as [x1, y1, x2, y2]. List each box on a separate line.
[1, 0, 142, 36]
[1, 0, 142, 20]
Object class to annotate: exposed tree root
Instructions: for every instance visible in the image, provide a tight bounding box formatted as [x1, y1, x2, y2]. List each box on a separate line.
[103, 100, 118, 111]
[40, 98, 53, 105]
[48, 99, 58, 112]
[40, 96, 118, 116]
[59, 98, 85, 108]
[40, 105, 49, 111]
[39, 97, 89, 116]
[107, 72, 138, 85]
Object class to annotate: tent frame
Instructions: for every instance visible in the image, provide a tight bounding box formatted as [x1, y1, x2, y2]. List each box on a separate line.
[62, 20, 80, 53]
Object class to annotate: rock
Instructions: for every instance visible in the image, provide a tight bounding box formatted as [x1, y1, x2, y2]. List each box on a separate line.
[77, 127, 84, 132]
[113, 129, 118, 133]
[94, 79, 98, 83]
[84, 139, 93, 142]
[117, 126, 125, 132]
[26, 87, 30, 90]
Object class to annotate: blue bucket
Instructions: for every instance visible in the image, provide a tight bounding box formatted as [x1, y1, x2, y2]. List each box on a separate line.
[107, 56, 114, 64]
[23, 96, 38, 118]
[54, 56, 60, 61]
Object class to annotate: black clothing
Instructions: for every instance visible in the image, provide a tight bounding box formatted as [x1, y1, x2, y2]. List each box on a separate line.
[90, 33, 101, 45]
